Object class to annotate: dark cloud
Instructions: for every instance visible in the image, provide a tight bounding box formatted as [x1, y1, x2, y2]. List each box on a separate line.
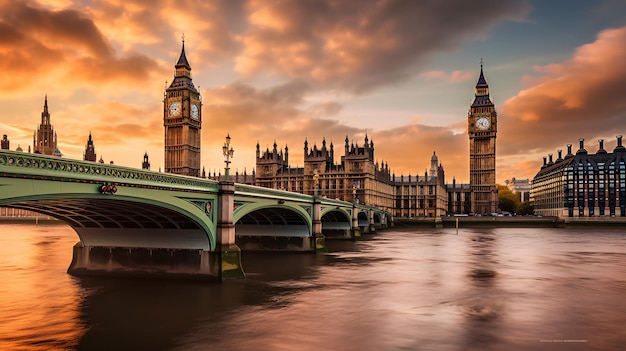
[238, 0, 530, 93]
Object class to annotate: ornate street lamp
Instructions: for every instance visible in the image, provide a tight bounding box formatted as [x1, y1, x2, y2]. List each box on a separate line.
[222, 134, 234, 181]
[313, 171, 319, 197]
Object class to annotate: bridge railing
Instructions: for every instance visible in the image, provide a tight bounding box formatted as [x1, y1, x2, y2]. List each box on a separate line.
[0, 150, 219, 192]
[235, 183, 359, 208]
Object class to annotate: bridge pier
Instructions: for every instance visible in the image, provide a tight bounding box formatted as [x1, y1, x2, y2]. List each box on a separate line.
[215, 181, 245, 279]
[369, 209, 376, 233]
[67, 245, 222, 280]
[313, 197, 327, 252]
[351, 206, 361, 239]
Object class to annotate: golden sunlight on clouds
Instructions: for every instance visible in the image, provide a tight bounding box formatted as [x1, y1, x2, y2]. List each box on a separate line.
[500, 26, 626, 160]
[8, 0, 611, 186]
[248, 3, 289, 31]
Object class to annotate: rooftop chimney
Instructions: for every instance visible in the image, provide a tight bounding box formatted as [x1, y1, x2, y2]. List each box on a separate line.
[576, 138, 587, 155]
[542, 156, 547, 167]
[597, 139, 607, 154]
[615, 135, 625, 152]
[566, 144, 573, 157]
[548, 153, 553, 165]
[556, 149, 563, 161]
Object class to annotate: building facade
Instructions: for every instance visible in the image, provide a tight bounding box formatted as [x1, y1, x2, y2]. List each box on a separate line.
[393, 153, 448, 218]
[468, 64, 498, 215]
[532, 136, 626, 217]
[255, 135, 445, 217]
[33, 95, 61, 156]
[164, 40, 202, 177]
[505, 178, 531, 202]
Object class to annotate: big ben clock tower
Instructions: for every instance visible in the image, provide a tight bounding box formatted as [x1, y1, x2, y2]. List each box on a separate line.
[468, 63, 497, 215]
[164, 38, 202, 177]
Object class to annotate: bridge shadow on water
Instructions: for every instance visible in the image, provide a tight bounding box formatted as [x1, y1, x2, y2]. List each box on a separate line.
[72, 245, 349, 351]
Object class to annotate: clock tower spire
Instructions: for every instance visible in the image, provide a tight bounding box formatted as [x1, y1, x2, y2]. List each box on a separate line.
[468, 62, 497, 215]
[164, 37, 202, 177]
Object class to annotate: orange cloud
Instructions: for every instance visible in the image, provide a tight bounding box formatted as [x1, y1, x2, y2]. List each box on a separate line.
[500, 26, 626, 162]
[0, 1, 163, 94]
[422, 70, 474, 82]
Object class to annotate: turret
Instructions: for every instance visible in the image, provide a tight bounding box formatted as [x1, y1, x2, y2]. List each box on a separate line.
[284, 144, 289, 163]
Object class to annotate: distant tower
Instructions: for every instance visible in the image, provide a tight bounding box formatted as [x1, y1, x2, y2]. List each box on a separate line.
[33, 95, 59, 156]
[83, 132, 97, 161]
[142, 152, 151, 170]
[429, 151, 438, 177]
[164, 37, 202, 177]
[468, 63, 498, 214]
[1, 135, 8, 150]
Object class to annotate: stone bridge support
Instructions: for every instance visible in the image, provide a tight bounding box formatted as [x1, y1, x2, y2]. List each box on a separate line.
[351, 206, 361, 239]
[216, 181, 245, 279]
[369, 209, 376, 233]
[313, 198, 327, 252]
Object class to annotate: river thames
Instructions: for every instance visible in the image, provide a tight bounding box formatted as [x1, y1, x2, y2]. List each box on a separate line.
[0, 222, 625, 350]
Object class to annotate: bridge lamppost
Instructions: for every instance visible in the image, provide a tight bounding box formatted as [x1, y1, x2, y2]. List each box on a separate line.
[313, 171, 319, 197]
[222, 134, 234, 181]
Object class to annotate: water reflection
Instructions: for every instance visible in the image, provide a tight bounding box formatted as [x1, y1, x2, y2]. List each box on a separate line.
[1, 224, 626, 350]
[460, 230, 505, 350]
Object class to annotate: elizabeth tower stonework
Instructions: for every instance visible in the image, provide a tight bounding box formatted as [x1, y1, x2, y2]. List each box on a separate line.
[164, 39, 202, 177]
[468, 64, 498, 215]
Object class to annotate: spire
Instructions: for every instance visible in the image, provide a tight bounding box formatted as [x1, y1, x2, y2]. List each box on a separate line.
[477, 59, 487, 86]
[41, 94, 50, 124]
[176, 34, 191, 70]
[472, 61, 492, 107]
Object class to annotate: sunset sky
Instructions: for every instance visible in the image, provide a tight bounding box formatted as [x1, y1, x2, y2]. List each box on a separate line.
[1, 0, 626, 183]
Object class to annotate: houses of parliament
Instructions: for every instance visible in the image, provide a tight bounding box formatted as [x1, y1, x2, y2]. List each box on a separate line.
[251, 64, 498, 217]
[160, 40, 498, 217]
[1, 41, 499, 218]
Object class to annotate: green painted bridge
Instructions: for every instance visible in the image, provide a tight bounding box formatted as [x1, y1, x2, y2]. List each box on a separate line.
[0, 150, 391, 281]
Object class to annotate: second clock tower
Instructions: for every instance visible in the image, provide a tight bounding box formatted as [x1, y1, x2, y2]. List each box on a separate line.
[468, 64, 497, 215]
[164, 39, 202, 177]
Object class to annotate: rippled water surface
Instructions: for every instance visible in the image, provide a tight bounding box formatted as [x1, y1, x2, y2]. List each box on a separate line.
[1, 223, 625, 350]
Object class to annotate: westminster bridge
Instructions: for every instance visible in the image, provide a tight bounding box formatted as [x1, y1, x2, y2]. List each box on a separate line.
[0, 150, 391, 281]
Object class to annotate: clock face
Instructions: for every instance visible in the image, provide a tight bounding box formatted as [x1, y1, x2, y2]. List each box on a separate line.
[191, 104, 199, 119]
[476, 117, 490, 130]
[169, 101, 181, 116]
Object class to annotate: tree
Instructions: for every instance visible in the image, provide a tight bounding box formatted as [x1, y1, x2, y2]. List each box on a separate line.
[517, 201, 534, 215]
[499, 196, 517, 214]
[497, 184, 520, 213]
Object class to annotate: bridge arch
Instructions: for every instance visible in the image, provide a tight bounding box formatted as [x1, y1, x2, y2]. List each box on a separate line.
[0, 177, 216, 250]
[357, 210, 369, 227]
[320, 207, 352, 238]
[233, 202, 311, 237]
